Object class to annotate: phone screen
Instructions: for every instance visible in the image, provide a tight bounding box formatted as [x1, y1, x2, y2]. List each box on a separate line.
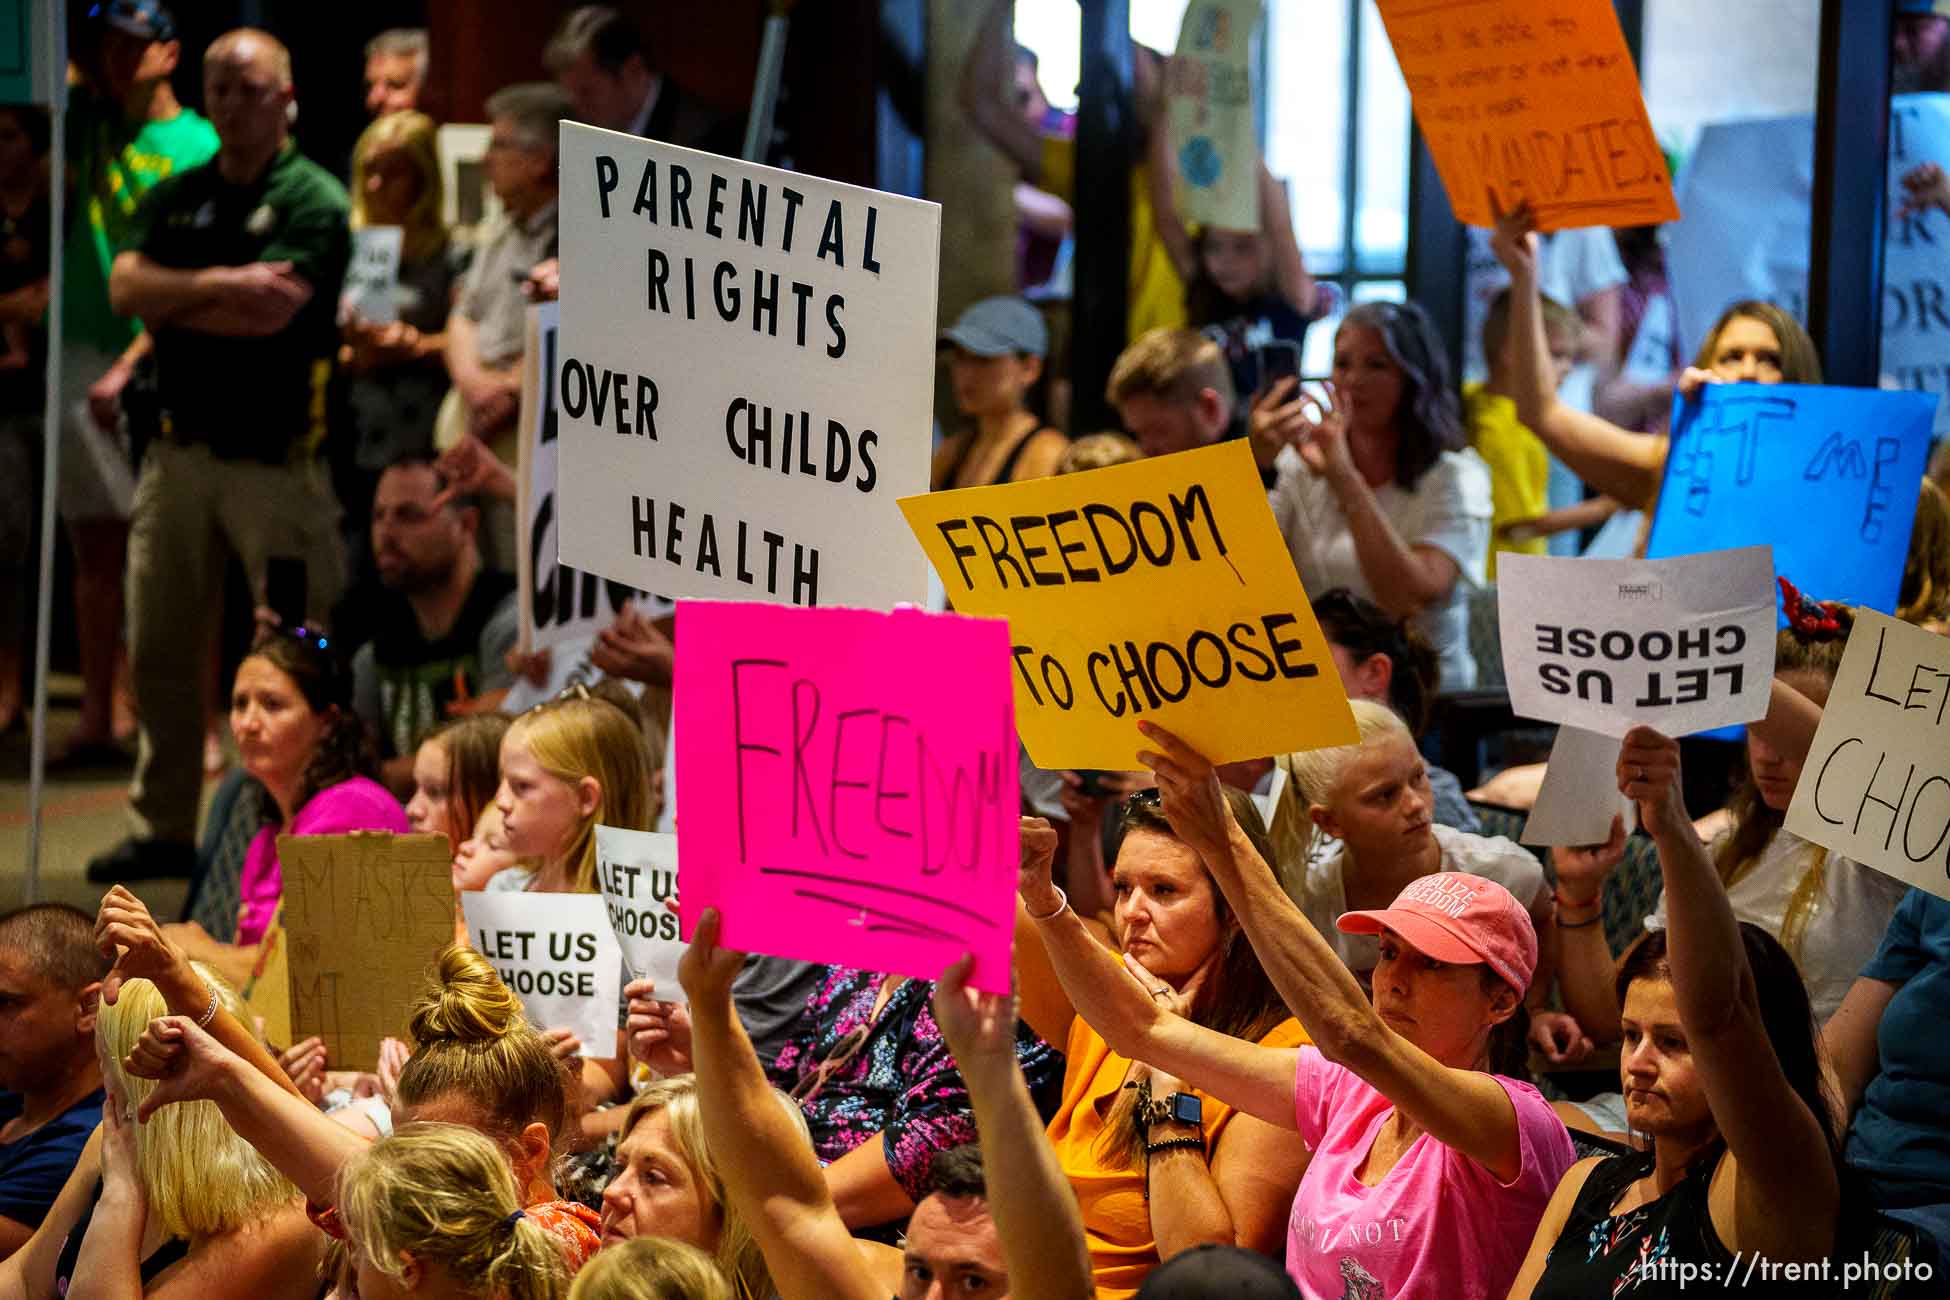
[265, 556, 307, 629]
[1258, 341, 1303, 390]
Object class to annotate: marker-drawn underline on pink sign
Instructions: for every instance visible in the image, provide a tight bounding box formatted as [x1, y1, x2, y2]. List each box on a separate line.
[756, 866, 1005, 930]
[791, 889, 964, 943]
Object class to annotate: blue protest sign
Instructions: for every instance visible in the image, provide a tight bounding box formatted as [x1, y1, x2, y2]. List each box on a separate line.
[1647, 383, 1937, 617]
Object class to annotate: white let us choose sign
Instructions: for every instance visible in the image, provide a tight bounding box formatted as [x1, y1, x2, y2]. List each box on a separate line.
[1496, 546, 1776, 738]
[594, 825, 687, 1005]
[1786, 610, 1950, 902]
[462, 891, 621, 1056]
[554, 125, 937, 610]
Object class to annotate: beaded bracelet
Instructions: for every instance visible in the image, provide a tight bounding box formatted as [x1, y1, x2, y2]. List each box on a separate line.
[195, 984, 220, 1029]
[1145, 1136, 1205, 1157]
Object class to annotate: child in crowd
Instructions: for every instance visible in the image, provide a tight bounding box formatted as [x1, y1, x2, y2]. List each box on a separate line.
[1148, 128, 1324, 403]
[337, 1123, 569, 1300]
[1056, 431, 1143, 476]
[489, 692, 654, 896]
[1466, 287, 1585, 579]
[567, 1237, 730, 1300]
[408, 712, 512, 855]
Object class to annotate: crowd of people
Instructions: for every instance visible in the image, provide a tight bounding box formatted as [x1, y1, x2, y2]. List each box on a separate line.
[2, 1, 1950, 1298]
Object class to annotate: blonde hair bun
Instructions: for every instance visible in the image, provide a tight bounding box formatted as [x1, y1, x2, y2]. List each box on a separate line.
[410, 944, 528, 1048]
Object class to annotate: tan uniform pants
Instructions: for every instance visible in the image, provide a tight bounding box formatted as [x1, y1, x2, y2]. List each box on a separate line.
[125, 440, 345, 844]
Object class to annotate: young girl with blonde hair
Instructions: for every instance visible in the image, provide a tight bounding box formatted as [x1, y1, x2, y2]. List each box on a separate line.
[491, 693, 654, 895]
[568, 1237, 730, 1300]
[337, 1122, 569, 1300]
[485, 693, 655, 1122]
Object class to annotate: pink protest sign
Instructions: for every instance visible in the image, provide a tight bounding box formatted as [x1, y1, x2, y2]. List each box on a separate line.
[674, 602, 1019, 993]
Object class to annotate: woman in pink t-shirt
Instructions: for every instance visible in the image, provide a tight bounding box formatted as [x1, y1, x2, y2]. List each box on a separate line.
[1027, 722, 1575, 1299]
[165, 629, 408, 988]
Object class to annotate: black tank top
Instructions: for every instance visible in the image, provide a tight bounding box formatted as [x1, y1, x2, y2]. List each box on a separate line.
[54, 1178, 191, 1289]
[939, 425, 1054, 489]
[1530, 1149, 1832, 1297]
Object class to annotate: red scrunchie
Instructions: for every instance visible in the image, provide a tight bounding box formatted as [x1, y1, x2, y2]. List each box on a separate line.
[1778, 576, 1845, 640]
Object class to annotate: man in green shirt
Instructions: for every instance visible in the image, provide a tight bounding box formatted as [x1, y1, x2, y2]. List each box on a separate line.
[88, 27, 351, 883]
[55, 1, 217, 764]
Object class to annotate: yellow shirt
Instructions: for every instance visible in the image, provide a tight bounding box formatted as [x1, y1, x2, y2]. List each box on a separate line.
[1039, 137, 1188, 343]
[1464, 382, 1549, 581]
[1049, 1013, 1309, 1299]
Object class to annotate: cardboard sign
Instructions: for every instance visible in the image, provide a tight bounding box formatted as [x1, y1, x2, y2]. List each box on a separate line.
[517, 302, 665, 652]
[555, 125, 937, 610]
[1497, 547, 1776, 738]
[1374, 0, 1677, 231]
[279, 833, 457, 1072]
[1786, 611, 1950, 902]
[462, 891, 623, 1055]
[1167, 0, 1262, 230]
[899, 440, 1357, 769]
[1646, 384, 1937, 617]
[1666, 95, 1950, 433]
[240, 917, 292, 1050]
[595, 826, 687, 1005]
[1520, 725, 1636, 847]
[673, 602, 1018, 993]
[343, 226, 403, 324]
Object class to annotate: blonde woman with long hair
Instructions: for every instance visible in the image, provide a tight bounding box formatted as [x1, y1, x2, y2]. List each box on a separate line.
[114, 943, 604, 1277]
[337, 1122, 570, 1300]
[598, 1077, 808, 1300]
[0, 965, 323, 1298]
[342, 109, 466, 513]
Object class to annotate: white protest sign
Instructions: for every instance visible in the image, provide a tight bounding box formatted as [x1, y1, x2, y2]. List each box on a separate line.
[517, 302, 667, 652]
[1520, 725, 1637, 847]
[1497, 547, 1775, 738]
[1881, 95, 1950, 434]
[556, 125, 937, 609]
[1785, 610, 1950, 902]
[594, 826, 686, 1004]
[343, 226, 403, 324]
[1167, 0, 1261, 231]
[1666, 94, 1950, 433]
[461, 891, 621, 1056]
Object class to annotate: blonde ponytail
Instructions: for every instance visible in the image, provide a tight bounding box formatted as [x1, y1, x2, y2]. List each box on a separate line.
[338, 1122, 567, 1300]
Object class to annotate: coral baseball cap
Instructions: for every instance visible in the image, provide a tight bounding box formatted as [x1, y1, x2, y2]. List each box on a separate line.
[1337, 871, 1538, 997]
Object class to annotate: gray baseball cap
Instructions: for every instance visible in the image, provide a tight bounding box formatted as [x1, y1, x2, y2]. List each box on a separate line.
[940, 295, 1048, 358]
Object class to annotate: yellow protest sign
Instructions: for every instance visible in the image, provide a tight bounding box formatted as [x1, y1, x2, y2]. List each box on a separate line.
[899, 440, 1357, 769]
[1376, 0, 1678, 231]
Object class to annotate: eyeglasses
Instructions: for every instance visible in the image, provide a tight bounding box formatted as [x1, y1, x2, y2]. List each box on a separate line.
[788, 1025, 870, 1105]
[1121, 787, 1163, 815]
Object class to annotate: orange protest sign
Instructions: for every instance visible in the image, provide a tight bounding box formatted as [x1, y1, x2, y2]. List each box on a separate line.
[1376, 0, 1678, 231]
